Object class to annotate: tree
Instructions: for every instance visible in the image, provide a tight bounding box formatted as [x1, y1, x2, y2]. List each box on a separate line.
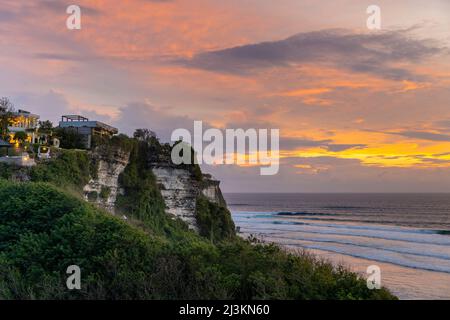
[38, 120, 53, 134]
[54, 127, 85, 149]
[133, 128, 157, 142]
[13, 131, 28, 145]
[0, 97, 14, 113]
[0, 97, 15, 140]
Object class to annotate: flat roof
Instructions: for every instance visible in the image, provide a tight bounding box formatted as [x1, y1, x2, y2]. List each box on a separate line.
[0, 109, 39, 119]
[61, 115, 89, 121]
[59, 120, 118, 134]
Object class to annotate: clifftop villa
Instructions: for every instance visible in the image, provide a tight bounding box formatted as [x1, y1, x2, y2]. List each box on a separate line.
[5, 109, 40, 145]
[59, 115, 118, 149]
[0, 105, 119, 166]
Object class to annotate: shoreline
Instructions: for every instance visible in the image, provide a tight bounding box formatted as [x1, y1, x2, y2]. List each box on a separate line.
[237, 231, 450, 300]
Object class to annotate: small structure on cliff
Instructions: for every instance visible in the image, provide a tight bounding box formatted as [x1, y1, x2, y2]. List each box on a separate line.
[59, 115, 118, 149]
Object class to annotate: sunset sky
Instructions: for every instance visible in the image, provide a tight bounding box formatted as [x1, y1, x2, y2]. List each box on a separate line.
[1, 0, 450, 192]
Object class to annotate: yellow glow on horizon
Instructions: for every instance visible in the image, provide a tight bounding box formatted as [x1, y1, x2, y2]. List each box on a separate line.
[284, 141, 450, 168]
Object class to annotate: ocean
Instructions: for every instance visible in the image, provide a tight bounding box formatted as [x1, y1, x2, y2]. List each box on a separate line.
[224, 193, 450, 300]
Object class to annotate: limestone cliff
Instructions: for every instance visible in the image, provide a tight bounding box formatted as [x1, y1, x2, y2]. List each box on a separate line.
[146, 142, 226, 230]
[151, 165, 225, 230]
[84, 141, 228, 231]
[83, 145, 130, 214]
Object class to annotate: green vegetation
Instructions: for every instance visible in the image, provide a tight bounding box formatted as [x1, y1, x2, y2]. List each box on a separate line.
[0, 132, 397, 300]
[54, 128, 85, 150]
[87, 191, 98, 201]
[92, 134, 136, 155]
[37, 120, 53, 134]
[196, 195, 236, 243]
[171, 140, 203, 181]
[99, 186, 111, 200]
[115, 137, 182, 236]
[13, 131, 28, 145]
[0, 97, 14, 140]
[0, 181, 396, 299]
[0, 181, 162, 299]
[0, 163, 13, 179]
[29, 149, 91, 190]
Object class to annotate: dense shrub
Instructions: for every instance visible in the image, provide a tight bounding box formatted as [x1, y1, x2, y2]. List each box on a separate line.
[0, 163, 13, 179]
[54, 128, 86, 150]
[196, 195, 236, 243]
[0, 181, 162, 299]
[29, 149, 90, 189]
[115, 140, 170, 234]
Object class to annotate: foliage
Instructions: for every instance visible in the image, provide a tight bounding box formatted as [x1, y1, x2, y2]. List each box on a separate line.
[0, 97, 14, 113]
[89, 157, 99, 180]
[0, 163, 13, 179]
[0, 180, 396, 300]
[133, 128, 157, 143]
[38, 120, 53, 134]
[99, 186, 111, 200]
[196, 195, 236, 243]
[115, 139, 170, 234]
[29, 149, 91, 190]
[0, 97, 14, 140]
[0, 128, 397, 300]
[171, 140, 203, 181]
[13, 131, 28, 144]
[0, 181, 163, 299]
[91, 134, 135, 153]
[54, 128, 85, 150]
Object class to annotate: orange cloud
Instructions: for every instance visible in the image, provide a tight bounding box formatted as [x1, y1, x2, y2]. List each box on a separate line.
[281, 87, 332, 97]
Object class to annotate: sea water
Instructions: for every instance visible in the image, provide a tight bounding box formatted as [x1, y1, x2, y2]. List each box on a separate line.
[225, 193, 450, 299]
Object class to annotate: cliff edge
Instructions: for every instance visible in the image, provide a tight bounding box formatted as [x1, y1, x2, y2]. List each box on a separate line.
[82, 135, 232, 234]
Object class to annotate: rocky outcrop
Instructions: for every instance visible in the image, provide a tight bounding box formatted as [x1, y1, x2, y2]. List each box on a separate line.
[200, 173, 226, 206]
[151, 165, 225, 230]
[83, 146, 130, 214]
[151, 165, 199, 229]
[84, 141, 227, 231]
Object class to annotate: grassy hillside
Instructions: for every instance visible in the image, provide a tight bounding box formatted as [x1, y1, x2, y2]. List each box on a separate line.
[0, 136, 397, 300]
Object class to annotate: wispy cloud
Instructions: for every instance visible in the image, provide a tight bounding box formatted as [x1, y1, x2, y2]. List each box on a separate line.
[280, 137, 367, 152]
[180, 28, 446, 81]
[389, 130, 450, 142]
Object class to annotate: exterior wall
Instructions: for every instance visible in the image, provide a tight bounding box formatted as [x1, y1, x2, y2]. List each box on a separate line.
[8, 113, 39, 132]
[7, 113, 39, 144]
[59, 120, 118, 136]
[8, 112, 39, 143]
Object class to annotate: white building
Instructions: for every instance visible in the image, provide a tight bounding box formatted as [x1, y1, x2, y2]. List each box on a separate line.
[6, 109, 40, 144]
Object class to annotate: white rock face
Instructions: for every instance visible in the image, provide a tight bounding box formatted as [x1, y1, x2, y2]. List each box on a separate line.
[201, 182, 223, 205]
[151, 166, 226, 231]
[83, 149, 130, 214]
[83, 145, 226, 231]
[152, 166, 199, 230]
